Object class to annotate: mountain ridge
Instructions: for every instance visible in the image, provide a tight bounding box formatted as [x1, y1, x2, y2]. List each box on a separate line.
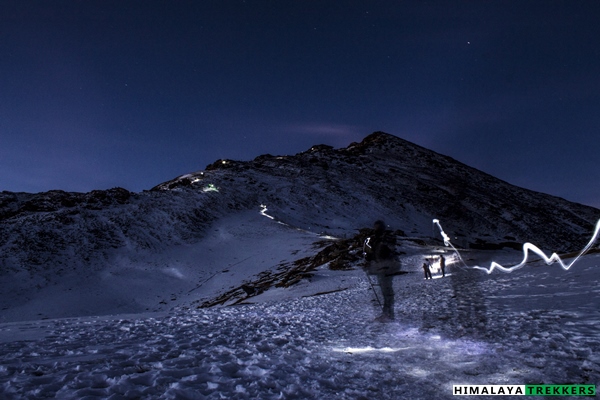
[1, 131, 598, 267]
[154, 131, 599, 249]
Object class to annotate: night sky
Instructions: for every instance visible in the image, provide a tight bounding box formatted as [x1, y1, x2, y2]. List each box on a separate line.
[1, 1, 599, 208]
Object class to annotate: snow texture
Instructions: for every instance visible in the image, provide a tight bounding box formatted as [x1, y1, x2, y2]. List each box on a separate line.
[0, 251, 599, 399]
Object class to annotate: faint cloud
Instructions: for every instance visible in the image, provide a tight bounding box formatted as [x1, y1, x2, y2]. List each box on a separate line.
[280, 123, 366, 148]
[285, 123, 362, 137]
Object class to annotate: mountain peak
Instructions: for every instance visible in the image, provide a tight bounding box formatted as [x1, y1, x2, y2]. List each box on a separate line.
[345, 131, 405, 152]
[358, 130, 399, 145]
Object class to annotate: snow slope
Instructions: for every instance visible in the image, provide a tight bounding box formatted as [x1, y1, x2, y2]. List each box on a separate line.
[0, 210, 323, 322]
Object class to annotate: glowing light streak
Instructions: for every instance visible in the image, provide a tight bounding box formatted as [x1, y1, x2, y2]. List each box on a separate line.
[433, 219, 600, 274]
[259, 204, 289, 226]
[332, 346, 409, 354]
[319, 235, 338, 240]
[258, 204, 340, 240]
[259, 204, 275, 220]
[432, 219, 452, 245]
[260, 204, 339, 240]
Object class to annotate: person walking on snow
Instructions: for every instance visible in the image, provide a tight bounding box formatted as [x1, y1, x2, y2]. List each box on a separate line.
[363, 220, 400, 322]
[423, 258, 433, 280]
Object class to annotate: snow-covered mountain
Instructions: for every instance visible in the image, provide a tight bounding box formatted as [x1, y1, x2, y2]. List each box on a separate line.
[1, 132, 600, 398]
[0, 132, 598, 322]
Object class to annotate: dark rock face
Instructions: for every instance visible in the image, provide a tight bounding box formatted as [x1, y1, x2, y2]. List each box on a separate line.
[1, 132, 598, 278]
[0, 188, 132, 220]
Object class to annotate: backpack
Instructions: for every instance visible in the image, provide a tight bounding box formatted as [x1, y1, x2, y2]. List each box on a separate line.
[364, 234, 393, 261]
[363, 233, 401, 275]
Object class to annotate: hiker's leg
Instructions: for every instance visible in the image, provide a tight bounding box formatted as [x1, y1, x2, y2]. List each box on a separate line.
[377, 274, 394, 318]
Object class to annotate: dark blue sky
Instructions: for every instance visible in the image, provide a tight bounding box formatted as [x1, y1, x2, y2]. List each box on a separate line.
[1, 1, 599, 208]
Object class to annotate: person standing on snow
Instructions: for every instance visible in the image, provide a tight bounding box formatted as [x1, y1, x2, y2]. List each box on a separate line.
[439, 255, 446, 277]
[363, 220, 400, 322]
[422, 258, 433, 280]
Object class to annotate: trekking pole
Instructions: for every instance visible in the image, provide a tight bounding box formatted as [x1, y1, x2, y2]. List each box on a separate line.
[363, 237, 383, 308]
[364, 270, 382, 308]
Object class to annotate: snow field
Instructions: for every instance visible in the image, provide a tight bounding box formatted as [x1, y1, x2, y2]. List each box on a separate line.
[0, 289, 484, 399]
[1, 253, 599, 399]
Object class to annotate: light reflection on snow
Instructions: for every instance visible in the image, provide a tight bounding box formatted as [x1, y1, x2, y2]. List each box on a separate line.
[408, 367, 428, 377]
[332, 346, 410, 354]
[430, 274, 449, 279]
[163, 267, 185, 279]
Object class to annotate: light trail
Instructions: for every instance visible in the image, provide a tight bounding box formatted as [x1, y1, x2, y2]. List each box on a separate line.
[259, 204, 276, 220]
[259, 204, 340, 239]
[432, 218, 600, 274]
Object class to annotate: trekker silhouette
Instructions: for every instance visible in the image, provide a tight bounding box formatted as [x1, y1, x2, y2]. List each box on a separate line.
[363, 220, 400, 322]
[423, 259, 432, 280]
